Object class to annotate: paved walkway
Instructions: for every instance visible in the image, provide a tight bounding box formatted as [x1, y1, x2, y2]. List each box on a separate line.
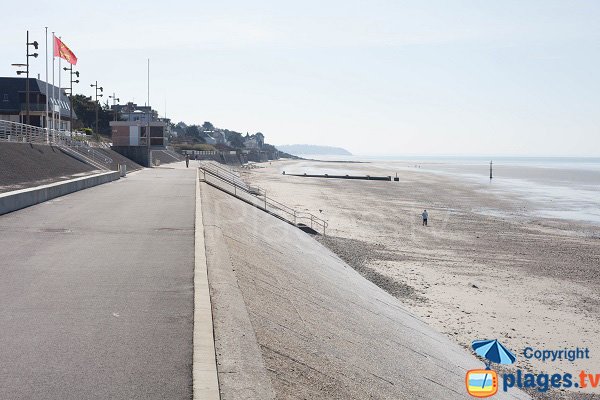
[0, 164, 197, 399]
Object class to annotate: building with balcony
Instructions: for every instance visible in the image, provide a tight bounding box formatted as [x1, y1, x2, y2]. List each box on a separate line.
[0, 77, 76, 131]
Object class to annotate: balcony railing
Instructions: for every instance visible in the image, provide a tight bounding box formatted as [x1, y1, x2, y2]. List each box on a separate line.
[19, 103, 57, 112]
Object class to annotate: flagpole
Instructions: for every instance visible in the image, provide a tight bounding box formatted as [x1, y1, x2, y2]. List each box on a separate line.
[147, 58, 151, 166]
[45, 26, 49, 142]
[52, 32, 55, 135]
[58, 36, 61, 132]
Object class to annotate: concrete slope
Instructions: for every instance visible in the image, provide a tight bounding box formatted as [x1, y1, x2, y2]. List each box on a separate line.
[0, 142, 97, 193]
[97, 147, 143, 171]
[152, 149, 184, 165]
[0, 167, 196, 400]
[200, 183, 529, 400]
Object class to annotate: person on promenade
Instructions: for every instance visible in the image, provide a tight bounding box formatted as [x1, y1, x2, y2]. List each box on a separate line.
[422, 209, 428, 226]
[185, 154, 190, 168]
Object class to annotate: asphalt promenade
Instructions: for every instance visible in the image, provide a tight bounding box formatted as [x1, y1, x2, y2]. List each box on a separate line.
[0, 163, 196, 399]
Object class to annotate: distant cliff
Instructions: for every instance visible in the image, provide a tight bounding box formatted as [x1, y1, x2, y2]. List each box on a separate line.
[276, 144, 352, 156]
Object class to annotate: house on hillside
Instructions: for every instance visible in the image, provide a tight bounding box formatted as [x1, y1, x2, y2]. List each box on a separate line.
[0, 77, 76, 130]
[202, 131, 217, 145]
[112, 102, 158, 123]
[244, 132, 264, 149]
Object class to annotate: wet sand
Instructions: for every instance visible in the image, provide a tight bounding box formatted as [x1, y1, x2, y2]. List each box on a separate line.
[244, 159, 600, 399]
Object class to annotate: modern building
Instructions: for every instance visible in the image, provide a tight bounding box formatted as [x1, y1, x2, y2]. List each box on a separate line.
[0, 77, 75, 131]
[109, 103, 167, 167]
[110, 120, 166, 147]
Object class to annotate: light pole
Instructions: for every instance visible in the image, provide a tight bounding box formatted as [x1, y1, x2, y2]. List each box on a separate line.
[63, 66, 79, 134]
[11, 65, 27, 117]
[11, 31, 38, 125]
[25, 31, 38, 125]
[90, 81, 103, 138]
[109, 93, 120, 121]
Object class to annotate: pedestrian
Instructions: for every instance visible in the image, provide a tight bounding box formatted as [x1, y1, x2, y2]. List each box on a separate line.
[422, 209, 428, 226]
[185, 153, 190, 168]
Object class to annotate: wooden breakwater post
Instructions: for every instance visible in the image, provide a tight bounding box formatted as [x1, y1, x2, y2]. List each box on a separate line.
[490, 160, 493, 180]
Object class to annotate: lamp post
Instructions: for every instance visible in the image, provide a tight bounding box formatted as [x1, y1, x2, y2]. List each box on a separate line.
[11, 63, 27, 125]
[11, 31, 38, 125]
[109, 93, 120, 121]
[25, 31, 38, 125]
[63, 66, 79, 134]
[90, 81, 103, 137]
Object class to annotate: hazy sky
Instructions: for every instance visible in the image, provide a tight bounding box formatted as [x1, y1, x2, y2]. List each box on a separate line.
[2, 1, 599, 156]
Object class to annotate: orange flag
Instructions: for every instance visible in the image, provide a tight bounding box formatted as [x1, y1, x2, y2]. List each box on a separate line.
[54, 36, 77, 65]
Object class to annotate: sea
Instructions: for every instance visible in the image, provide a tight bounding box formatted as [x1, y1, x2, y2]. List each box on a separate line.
[288, 155, 600, 226]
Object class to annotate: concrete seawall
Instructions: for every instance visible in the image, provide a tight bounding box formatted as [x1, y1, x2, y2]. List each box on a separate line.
[0, 171, 120, 215]
[199, 182, 528, 399]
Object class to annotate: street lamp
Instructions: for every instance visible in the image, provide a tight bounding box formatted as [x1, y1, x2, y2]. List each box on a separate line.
[63, 66, 79, 134]
[11, 31, 38, 125]
[90, 81, 103, 137]
[109, 93, 120, 121]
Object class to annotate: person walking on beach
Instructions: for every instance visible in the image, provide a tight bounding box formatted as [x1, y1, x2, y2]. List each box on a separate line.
[185, 154, 190, 168]
[422, 209, 428, 226]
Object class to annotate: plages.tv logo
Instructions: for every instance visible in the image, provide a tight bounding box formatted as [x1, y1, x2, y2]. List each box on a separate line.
[466, 339, 516, 398]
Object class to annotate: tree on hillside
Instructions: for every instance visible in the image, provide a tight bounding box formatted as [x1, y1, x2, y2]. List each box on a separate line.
[228, 132, 245, 148]
[202, 121, 214, 131]
[186, 125, 206, 143]
[71, 94, 113, 136]
[173, 122, 187, 136]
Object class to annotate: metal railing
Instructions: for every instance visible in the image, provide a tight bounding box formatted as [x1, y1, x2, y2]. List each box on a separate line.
[20, 103, 51, 112]
[62, 140, 113, 170]
[0, 119, 57, 144]
[199, 161, 251, 191]
[199, 160, 266, 195]
[0, 119, 113, 170]
[198, 165, 328, 235]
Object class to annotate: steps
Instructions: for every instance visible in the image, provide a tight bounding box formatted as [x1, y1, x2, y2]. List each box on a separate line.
[59, 145, 112, 171]
[198, 164, 327, 235]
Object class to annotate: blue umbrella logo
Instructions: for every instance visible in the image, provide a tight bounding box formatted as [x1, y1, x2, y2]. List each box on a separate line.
[469, 339, 516, 394]
[472, 339, 516, 368]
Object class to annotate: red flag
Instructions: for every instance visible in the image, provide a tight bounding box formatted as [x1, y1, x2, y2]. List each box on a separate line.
[54, 36, 77, 65]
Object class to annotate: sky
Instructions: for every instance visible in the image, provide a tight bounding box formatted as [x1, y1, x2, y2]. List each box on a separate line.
[1, 0, 599, 156]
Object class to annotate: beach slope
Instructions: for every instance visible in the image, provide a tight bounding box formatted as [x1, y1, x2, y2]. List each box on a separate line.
[199, 182, 528, 399]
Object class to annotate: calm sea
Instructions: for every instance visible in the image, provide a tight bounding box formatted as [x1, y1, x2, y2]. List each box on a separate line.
[293, 155, 600, 226]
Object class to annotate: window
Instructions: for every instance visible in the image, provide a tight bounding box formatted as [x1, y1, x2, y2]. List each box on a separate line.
[3, 94, 8, 102]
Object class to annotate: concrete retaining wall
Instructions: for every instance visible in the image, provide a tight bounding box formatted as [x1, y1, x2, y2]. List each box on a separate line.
[0, 171, 120, 215]
[111, 146, 151, 167]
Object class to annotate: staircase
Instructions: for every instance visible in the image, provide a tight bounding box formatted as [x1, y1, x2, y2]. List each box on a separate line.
[58, 142, 113, 171]
[198, 162, 327, 235]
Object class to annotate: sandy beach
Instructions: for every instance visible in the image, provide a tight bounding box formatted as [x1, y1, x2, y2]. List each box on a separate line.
[243, 159, 600, 399]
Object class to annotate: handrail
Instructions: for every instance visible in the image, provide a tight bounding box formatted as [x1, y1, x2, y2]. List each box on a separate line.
[0, 119, 58, 144]
[199, 161, 249, 189]
[67, 145, 113, 167]
[0, 120, 113, 170]
[198, 166, 327, 235]
[199, 161, 242, 180]
[199, 161, 266, 195]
